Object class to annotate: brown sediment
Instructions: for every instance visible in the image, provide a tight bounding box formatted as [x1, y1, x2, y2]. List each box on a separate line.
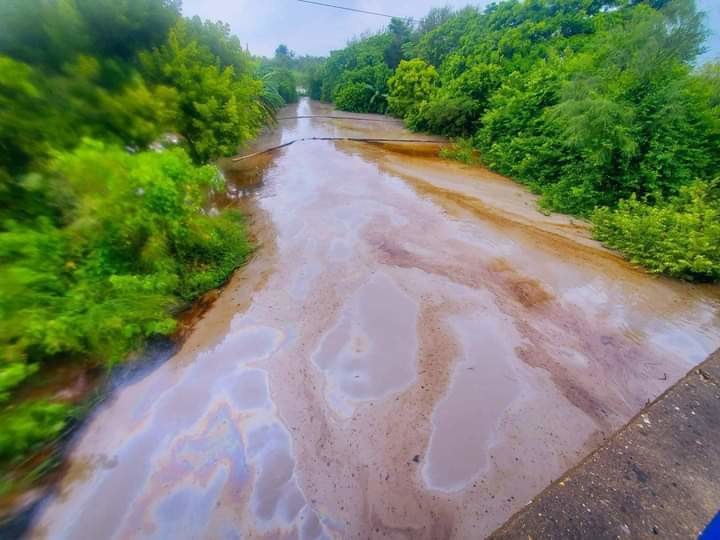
[363, 140, 444, 158]
[366, 228, 679, 430]
[26, 98, 720, 540]
[380, 165, 620, 266]
[230, 137, 442, 162]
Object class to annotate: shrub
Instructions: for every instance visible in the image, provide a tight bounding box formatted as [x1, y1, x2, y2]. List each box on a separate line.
[387, 59, 438, 119]
[593, 180, 720, 281]
[0, 402, 71, 463]
[0, 140, 253, 366]
[408, 93, 482, 136]
[334, 82, 377, 113]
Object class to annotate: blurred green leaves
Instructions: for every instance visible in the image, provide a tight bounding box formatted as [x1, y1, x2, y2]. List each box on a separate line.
[0, 1, 262, 471]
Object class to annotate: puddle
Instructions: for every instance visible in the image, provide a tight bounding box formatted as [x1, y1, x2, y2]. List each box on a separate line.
[423, 310, 522, 492]
[312, 273, 419, 417]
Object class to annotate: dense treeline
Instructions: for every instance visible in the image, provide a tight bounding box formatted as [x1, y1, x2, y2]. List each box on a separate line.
[314, 0, 720, 281]
[0, 0, 271, 479]
[312, 18, 412, 112]
[265, 44, 325, 100]
[257, 44, 301, 108]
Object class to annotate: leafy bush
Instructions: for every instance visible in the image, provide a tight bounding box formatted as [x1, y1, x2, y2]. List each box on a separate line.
[332, 63, 392, 113]
[0, 141, 253, 467]
[140, 20, 267, 163]
[0, 402, 71, 463]
[408, 60, 503, 136]
[0, 363, 38, 403]
[318, 24, 404, 112]
[409, 93, 482, 136]
[593, 181, 720, 281]
[1, 140, 252, 366]
[274, 69, 298, 104]
[334, 82, 377, 113]
[387, 59, 438, 118]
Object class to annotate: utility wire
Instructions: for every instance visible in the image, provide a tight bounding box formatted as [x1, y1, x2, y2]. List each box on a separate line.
[296, 0, 410, 20]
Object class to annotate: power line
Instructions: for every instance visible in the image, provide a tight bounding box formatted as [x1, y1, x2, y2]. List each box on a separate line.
[296, 0, 410, 20]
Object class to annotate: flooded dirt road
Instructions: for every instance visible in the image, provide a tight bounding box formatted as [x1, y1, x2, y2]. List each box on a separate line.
[30, 98, 720, 539]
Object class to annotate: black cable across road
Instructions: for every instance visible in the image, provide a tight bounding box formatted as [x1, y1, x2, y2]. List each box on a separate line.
[231, 137, 443, 161]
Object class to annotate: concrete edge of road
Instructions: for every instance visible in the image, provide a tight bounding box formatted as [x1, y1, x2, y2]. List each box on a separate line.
[489, 348, 720, 540]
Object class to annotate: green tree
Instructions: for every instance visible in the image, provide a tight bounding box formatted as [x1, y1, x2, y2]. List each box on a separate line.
[387, 59, 439, 119]
[385, 17, 412, 69]
[274, 44, 295, 69]
[0, 0, 180, 70]
[141, 21, 266, 162]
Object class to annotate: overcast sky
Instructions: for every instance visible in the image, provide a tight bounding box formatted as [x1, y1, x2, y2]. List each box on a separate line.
[181, 0, 719, 61]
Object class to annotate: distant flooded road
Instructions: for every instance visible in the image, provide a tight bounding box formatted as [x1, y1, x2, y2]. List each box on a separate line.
[30, 98, 720, 539]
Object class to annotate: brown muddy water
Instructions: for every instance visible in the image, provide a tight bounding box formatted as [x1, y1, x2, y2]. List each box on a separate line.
[27, 98, 720, 539]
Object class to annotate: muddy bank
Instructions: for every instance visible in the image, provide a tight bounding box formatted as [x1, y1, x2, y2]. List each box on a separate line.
[25, 98, 720, 539]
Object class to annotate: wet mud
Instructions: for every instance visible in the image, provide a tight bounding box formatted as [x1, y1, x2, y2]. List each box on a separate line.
[27, 98, 720, 539]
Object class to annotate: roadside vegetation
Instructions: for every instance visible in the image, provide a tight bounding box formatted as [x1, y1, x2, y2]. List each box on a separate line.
[312, 0, 720, 282]
[261, 44, 325, 102]
[0, 0, 276, 490]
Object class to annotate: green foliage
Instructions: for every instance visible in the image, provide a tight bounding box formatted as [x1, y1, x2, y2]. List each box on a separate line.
[274, 70, 299, 104]
[0, 1, 264, 473]
[472, 1, 715, 216]
[0, 2, 276, 170]
[0, 56, 49, 177]
[259, 66, 298, 106]
[0, 54, 179, 171]
[141, 20, 267, 163]
[439, 138, 479, 164]
[261, 45, 324, 98]
[0, 363, 38, 403]
[308, 67, 323, 100]
[593, 181, 720, 280]
[409, 7, 482, 67]
[0, 141, 253, 467]
[0, 401, 71, 462]
[333, 63, 392, 113]
[334, 82, 377, 113]
[411, 61, 502, 136]
[385, 18, 413, 69]
[184, 16, 252, 75]
[0, 0, 180, 69]
[413, 95, 478, 136]
[1, 141, 252, 366]
[318, 26, 407, 112]
[255, 44, 320, 107]
[274, 44, 295, 69]
[387, 59, 438, 119]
